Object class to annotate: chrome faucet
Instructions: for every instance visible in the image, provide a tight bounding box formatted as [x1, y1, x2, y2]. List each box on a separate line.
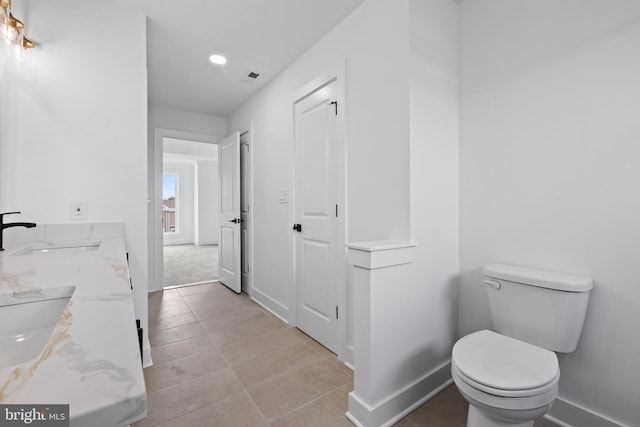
[0, 211, 37, 251]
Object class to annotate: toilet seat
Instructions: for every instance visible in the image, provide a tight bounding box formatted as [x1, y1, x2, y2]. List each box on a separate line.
[452, 330, 559, 398]
[452, 363, 558, 412]
[452, 361, 559, 399]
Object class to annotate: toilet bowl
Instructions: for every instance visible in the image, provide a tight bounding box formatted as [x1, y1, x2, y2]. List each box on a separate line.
[452, 263, 592, 427]
[452, 330, 559, 427]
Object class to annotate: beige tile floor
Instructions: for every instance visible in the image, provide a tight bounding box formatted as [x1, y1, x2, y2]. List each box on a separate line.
[135, 282, 558, 427]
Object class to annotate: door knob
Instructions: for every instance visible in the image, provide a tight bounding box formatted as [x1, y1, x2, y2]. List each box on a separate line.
[228, 218, 241, 224]
[292, 223, 302, 232]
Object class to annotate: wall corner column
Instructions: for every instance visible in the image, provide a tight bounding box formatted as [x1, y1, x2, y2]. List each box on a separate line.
[345, 240, 420, 427]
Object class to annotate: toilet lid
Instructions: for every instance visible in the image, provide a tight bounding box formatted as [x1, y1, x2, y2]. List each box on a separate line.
[452, 330, 559, 392]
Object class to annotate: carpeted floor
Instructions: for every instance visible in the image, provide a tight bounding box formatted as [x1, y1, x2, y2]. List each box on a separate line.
[163, 244, 219, 287]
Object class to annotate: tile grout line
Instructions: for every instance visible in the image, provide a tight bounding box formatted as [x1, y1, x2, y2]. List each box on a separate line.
[227, 359, 270, 424]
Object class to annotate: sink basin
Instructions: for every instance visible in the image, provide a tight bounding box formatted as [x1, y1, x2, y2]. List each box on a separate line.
[0, 286, 75, 369]
[16, 242, 100, 256]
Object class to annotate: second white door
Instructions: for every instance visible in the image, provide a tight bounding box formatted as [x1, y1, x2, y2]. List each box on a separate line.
[294, 79, 339, 352]
[218, 131, 241, 293]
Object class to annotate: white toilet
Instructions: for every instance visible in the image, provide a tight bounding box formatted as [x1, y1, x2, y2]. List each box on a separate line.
[452, 263, 593, 427]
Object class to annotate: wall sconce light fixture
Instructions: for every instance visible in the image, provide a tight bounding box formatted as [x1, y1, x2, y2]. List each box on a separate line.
[1, 0, 35, 69]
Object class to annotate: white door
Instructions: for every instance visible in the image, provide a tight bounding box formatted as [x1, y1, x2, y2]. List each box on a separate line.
[218, 132, 241, 293]
[294, 79, 339, 352]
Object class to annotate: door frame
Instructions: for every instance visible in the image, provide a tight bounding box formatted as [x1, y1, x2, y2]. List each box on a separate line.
[240, 126, 254, 295]
[291, 61, 348, 361]
[151, 128, 220, 292]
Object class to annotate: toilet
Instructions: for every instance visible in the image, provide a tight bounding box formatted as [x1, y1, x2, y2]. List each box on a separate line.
[452, 263, 593, 427]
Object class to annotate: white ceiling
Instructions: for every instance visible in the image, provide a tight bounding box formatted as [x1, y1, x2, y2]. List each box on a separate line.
[110, 0, 365, 117]
[163, 138, 218, 162]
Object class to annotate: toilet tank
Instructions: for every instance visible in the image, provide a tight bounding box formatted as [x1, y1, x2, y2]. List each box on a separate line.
[483, 263, 593, 353]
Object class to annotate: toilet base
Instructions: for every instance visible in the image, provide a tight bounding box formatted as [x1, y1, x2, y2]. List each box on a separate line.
[467, 405, 534, 427]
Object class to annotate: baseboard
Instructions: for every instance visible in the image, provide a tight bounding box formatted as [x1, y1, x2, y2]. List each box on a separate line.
[194, 240, 217, 246]
[346, 360, 452, 427]
[162, 237, 191, 246]
[250, 288, 290, 324]
[250, 293, 290, 325]
[148, 279, 162, 293]
[547, 396, 629, 427]
[342, 344, 354, 368]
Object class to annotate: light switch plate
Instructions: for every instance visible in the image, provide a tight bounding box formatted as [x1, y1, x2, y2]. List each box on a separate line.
[279, 189, 288, 204]
[70, 200, 88, 221]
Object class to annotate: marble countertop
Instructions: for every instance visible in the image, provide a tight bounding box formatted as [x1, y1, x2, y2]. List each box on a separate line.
[0, 236, 147, 426]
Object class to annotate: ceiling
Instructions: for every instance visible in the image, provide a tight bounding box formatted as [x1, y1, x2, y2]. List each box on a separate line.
[110, 0, 365, 117]
[163, 138, 218, 162]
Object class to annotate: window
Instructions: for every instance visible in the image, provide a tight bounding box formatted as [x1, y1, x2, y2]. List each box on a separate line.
[162, 174, 178, 233]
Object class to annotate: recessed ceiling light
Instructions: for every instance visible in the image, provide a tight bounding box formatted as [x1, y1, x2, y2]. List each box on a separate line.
[209, 54, 227, 65]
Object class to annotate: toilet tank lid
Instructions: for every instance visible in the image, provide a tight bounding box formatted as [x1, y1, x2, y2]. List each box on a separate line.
[484, 263, 593, 292]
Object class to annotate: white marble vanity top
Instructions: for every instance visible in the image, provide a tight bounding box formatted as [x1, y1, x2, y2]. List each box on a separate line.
[0, 232, 146, 426]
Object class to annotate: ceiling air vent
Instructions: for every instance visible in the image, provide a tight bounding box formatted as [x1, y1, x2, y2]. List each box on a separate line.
[247, 71, 260, 79]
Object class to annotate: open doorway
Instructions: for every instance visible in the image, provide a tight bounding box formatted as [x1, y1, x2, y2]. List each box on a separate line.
[162, 137, 219, 288]
[151, 127, 253, 295]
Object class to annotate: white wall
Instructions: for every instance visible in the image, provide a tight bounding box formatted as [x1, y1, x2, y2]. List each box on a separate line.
[148, 105, 228, 139]
[162, 158, 219, 246]
[162, 138, 219, 247]
[346, 0, 459, 421]
[228, 0, 411, 323]
[407, 0, 459, 375]
[195, 160, 219, 245]
[163, 161, 195, 245]
[459, 1, 640, 425]
[0, 0, 150, 363]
